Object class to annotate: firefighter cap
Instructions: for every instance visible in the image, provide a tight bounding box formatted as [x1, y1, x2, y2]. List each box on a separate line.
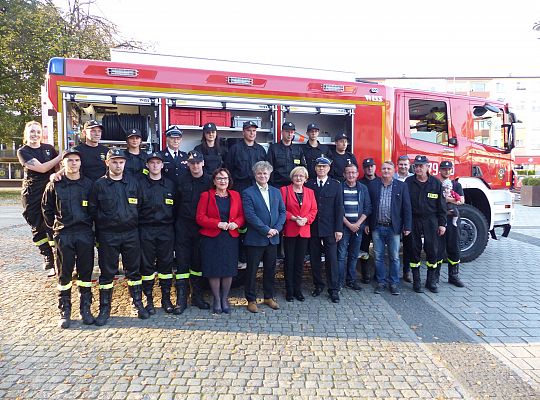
[203, 122, 217, 132]
[83, 119, 103, 130]
[362, 158, 375, 167]
[334, 132, 349, 142]
[62, 147, 81, 159]
[165, 126, 183, 137]
[282, 122, 296, 131]
[187, 151, 204, 163]
[146, 152, 163, 162]
[413, 155, 429, 165]
[440, 160, 453, 169]
[126, 128, 142, 138]
[106, 147, 126, 160]
[316, 156, 332, 166]
[307, 123, 320, 131]
[242, 120, 259, 129]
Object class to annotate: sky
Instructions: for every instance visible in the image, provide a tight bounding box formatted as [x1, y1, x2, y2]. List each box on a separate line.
[54, 0, 540, 78]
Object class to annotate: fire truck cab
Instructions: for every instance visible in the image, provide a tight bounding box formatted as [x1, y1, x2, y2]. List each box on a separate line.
[42, 56, 515, 262]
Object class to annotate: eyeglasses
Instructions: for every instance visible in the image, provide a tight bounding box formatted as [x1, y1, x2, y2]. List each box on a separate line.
[215, 177, 229, 181]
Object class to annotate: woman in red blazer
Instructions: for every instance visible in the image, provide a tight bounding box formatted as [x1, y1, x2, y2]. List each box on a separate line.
[196, 168, 245, 314]
[280, 166, 318, 302]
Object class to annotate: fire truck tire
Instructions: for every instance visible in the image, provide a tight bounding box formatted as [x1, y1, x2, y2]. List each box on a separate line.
[458, 204, 489, 263]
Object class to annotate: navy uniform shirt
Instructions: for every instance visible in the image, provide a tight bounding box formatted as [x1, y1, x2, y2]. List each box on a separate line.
[73, 142, 108, 181]
[159, 149, 189, 181]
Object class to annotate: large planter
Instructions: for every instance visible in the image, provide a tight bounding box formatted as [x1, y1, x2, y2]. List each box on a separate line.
[521, 185, 540, 206]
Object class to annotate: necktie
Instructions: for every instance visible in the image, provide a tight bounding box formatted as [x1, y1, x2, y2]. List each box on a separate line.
[319, 180, 323, 188]
[174, 151, 178, 161]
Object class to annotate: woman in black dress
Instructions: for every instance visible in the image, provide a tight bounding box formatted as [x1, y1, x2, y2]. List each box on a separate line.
[196, 168, 245, 314]
[193, 122, 226, 175]
[16, 121, 62, 275]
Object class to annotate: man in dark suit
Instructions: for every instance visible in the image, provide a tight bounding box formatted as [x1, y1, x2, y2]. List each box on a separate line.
[159, 126, 189, 181]
[241, 161, 286, 313]
[367, 161, 412, 295]
[305, 156, 345, 303]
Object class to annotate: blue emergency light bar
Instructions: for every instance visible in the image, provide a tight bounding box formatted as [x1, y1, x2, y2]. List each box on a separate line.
[48, 57, 65, 75]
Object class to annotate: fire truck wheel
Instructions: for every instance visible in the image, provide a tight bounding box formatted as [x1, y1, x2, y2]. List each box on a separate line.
[458, 204, 489, 263]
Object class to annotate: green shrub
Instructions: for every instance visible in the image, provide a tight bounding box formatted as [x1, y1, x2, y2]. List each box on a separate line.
[529, 170, 537, 176]
[516, 170, 528, 175]
[522, 177, 540, 186]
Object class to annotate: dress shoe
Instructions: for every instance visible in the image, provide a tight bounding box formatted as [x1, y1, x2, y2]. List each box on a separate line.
[330, 291, 340, 303]
[311, 287, 323, 297]
[247, 301, 258, 313]
[294, 293, 305, 302]
[286, 295, 294, 302]
[264, 298, 280, 310]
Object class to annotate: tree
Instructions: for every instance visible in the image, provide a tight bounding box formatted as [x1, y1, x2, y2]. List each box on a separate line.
[0, 0, 145, 146]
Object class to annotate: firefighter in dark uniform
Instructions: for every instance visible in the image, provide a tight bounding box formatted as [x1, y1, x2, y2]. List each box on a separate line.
[438, 160, 465, 287]
[17, 121, 62, 276]
[160, 126, 189, 181]
[73, 120, 109, 182]
[175, 151, 212, 313]
[124, 128, 148, 178]
[405, 155, 447, 293]
[193, 122, 226, 175]
[88, 148, 150, 326]
[330, 133, 358, 182]
[42, 148, 95, 328]
[358, 158, 380, 284]
[303, 123, 332, 178]
[225, 120, 267, 193]
[266, 122, 305, 188]
[138, 152, 177, 315]
[305, 156, 344, 303]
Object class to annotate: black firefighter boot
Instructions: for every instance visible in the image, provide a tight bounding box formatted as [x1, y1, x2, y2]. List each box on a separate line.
[159, 278, 175, 313]
[448, 264, 465, 287]
[79, 286, 95, 325]
[412, 267, 423, 293]
[173, 279, 188, 315]
[360, 258, 371, 284]
[129, 284, 150, 320]
[426, 267, 439, 293]
[142, 280, 156, 315]
[95, 288, 113, 326]
[40, 243, 55, 277]
[190, 276, 210, 309]
[58, 289, 72, 329]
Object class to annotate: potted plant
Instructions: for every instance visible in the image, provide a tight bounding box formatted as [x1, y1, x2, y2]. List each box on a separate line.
[521, 177, 540, 206]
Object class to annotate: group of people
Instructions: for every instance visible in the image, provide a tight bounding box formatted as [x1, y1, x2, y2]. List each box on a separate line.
[16, 118, 465, 329]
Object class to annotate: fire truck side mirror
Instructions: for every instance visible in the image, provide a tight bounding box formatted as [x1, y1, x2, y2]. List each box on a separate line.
[448, 137, 457, 146]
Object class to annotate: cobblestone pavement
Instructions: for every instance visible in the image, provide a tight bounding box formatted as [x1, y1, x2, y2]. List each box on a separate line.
[0, 203, 539, 399]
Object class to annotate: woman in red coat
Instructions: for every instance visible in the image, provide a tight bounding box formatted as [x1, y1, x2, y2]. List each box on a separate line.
[280, 166, 318, 302]
[196, 168, 245, 314]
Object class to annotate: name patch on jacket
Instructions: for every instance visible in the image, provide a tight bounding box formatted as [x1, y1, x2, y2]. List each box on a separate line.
[294, 159, 301, 165]
[128, 198, 138, 204]
[165, 198, 174, 205]
[427, 193, 439, 199]
[82, 200, 88, 207]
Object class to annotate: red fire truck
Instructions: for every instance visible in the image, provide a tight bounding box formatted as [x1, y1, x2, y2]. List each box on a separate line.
[42, 56, 516, 262]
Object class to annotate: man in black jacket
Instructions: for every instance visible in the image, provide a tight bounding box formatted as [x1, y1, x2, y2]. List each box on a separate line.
[159, 126, 189, 181]
[138, 152, 177, 315]
[89, 148, 150, 326]
[175, 151, 212, 313]
[42, 148, 95, 329]
[225, 120, 267, 193]
[267, 122, 305, 188]
[405, 155, 446, 293]
[305, 156, 344, 303]
[303, 123, 332, 178]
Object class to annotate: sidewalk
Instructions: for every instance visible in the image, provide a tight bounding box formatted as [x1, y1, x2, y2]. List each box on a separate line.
[0, 203, 539, 399]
